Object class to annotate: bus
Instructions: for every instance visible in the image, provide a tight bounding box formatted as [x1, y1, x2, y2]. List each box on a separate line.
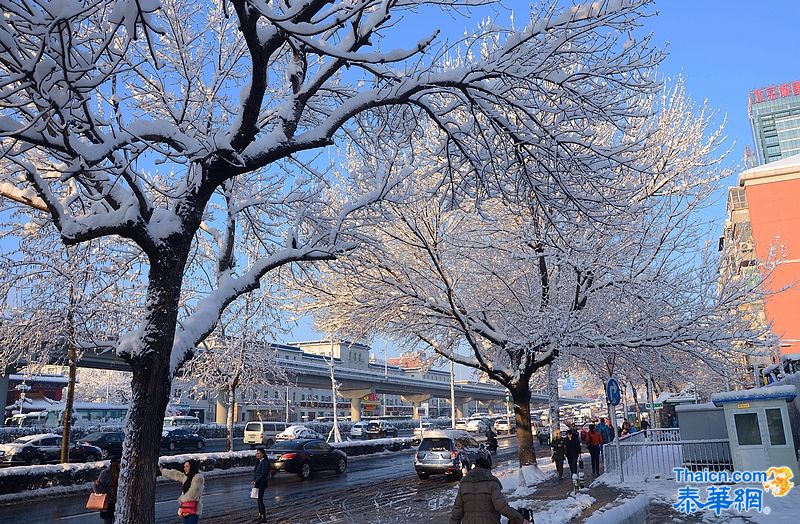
[41, 403, 129, 427]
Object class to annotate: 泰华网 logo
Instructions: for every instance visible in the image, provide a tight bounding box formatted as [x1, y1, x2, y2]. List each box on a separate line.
[762, 466, 794, 497]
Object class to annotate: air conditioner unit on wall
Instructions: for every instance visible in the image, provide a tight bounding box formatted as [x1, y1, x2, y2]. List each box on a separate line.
[739, 241, 754, 252]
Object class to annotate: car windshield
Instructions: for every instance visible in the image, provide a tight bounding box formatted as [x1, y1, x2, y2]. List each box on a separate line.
[419, 438, 452, 452]
[269, 441, 302, 451]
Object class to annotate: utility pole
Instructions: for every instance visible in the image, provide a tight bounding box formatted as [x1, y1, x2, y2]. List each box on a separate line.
[450, 359, 456, 429]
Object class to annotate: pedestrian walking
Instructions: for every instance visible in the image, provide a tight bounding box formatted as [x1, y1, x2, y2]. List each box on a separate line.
[160, 460, 204, 523]
[252, 448, 270, 523]
[564, 429, 581, 477]
[597, 418, 612, 457]
[93, 457, 120, 524]
[449, 456, 529, 524]
[640, 418, 650, 437]
[550, 429, 566, 480]
[585, 424, 603, 476]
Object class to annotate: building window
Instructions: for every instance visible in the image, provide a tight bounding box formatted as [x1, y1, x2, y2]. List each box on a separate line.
[728, 188, 747, 211]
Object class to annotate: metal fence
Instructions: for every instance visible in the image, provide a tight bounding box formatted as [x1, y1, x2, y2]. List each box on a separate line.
[605, 433, 732, 479]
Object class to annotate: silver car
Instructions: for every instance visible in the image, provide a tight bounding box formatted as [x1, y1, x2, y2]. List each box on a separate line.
[349, 421, 369, 439]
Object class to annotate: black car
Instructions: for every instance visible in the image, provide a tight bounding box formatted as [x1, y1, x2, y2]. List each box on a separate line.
[364, 420, 399, 439]
[414, 430, 491, 480]
[266, 439, 347, 479]
[161, 428, 206, 451]
[78, 431, 124, 459]
[0, 433, 103, 465]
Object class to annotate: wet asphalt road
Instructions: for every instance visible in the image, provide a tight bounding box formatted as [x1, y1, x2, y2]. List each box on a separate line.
[0, 436, 526, 524]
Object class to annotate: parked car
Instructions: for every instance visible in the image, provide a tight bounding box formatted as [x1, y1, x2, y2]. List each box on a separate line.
[78, 431, 125, 459]
[267, 439, 348, 479]
[414, 430, 490, 481]
[364, 420, 398, 439]
[0, 433, 102, 465]
[243, 421, 289, 448]
[161, 428, 206, 451]
[494, 418, 515, 434]
[454, 418, 468, 430]
[349, 421, 369, 440]
[276, 425, 325, 441]
[162, 416, 200, 427]
[465, 418, 489, 434]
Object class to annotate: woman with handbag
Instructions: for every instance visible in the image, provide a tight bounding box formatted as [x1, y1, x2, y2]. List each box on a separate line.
[92, 457, 120, 523]
[160, 460, 205, 523]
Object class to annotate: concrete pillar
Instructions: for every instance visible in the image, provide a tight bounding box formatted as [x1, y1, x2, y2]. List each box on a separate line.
[486, 402, 495, 416]
[401, 394, 431, 421]
[215, 393, 228, 424]
[340, 388, 374, 422]
[350, 396, 362, 422]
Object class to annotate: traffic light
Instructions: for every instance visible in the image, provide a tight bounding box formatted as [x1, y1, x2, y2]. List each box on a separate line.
[504, 390, 511, 403]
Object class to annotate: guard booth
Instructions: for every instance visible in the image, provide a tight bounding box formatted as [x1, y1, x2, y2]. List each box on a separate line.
[711, 385, 798, 478]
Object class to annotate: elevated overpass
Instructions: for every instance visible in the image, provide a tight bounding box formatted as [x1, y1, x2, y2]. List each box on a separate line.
[3, 342, 590, 422]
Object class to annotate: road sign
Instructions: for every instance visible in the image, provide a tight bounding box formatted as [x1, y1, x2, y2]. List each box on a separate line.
[562, 369, 570, 379]
[644, 402, 663, 410]
[606, 378, 621, 406]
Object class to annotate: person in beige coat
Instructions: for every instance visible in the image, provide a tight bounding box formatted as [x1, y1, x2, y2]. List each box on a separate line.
[449, 456, 527, 524]
[160, 460, 205, 523]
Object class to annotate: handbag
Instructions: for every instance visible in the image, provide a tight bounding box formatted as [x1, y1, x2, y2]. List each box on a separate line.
[250, 487, 259, 499]
[86, 492, 108, 511]
[179, 500, 198, 516]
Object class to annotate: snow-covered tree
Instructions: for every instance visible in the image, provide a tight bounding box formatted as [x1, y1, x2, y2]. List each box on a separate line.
[0, 0, 666, 518]
[181, 292, 288, 451]
[295, 82, 768, 471]
[0, 223, 138, 461]
[75, 369, 133, 404]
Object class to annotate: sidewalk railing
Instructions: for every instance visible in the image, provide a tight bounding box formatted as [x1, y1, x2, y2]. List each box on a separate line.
[605, 437, 732, 479]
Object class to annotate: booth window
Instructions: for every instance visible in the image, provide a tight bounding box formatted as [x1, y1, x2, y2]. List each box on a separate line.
[734, 413, 762, 445]
[766, 408, 787, 446]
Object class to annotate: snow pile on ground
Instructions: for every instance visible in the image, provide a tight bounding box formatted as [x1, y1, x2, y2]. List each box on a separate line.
[527, 493, 595, 523]
[584, 494, 650, 524]
[514, 465, 553, 496]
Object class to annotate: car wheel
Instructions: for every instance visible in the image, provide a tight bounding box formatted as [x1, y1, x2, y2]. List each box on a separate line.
[335, 457, 347, 474]
[29, 457, 42, 466]
[168, 442, 176, 451]
[417, 472, 430, 480]
[85, 454, 99, 463]
[100, 449, 109, 459]
[298, 461, 312, 480]
[196, 441, 204, 450]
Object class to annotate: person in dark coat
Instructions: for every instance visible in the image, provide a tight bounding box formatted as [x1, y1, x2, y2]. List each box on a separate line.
[550, 429, 566, 480]
[449, 456, 527, 524]
[252, 448, 270, 523]
[564, 429, 581, 476]
[94, 457, 120, 524]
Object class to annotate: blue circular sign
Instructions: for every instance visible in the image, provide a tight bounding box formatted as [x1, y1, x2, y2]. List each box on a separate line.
[606, 378, 621, 406]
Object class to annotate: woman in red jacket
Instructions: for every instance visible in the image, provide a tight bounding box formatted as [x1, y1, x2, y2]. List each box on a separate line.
[586, 424, 604, 476]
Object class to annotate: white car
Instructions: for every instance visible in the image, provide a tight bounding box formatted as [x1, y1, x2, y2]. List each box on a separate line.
[349, 421, 369, 439]
[466, 419, 489, 433]
[494, 418, 515, 434]
[412, 422, 440, 439]
[275, 425, 325, 441]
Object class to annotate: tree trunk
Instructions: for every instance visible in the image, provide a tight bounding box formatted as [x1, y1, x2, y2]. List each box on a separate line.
[60, 342, 77, 463]
[115, 259, 186, 524]
[226, 384, 236, 452]
[510, 383, 537, 467]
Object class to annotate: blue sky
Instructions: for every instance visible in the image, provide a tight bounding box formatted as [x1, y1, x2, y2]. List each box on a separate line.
[286, 0, 800, 358]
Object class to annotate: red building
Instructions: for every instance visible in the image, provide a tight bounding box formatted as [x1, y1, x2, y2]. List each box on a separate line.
[736, 155, 800, 356]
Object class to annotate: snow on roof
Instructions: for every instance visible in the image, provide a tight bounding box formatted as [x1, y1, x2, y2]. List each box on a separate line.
[739, 153, 800, 183]
[675, 402, 721, 413]
[711, 385, 797, 406]
[9, 374, 69, 384]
